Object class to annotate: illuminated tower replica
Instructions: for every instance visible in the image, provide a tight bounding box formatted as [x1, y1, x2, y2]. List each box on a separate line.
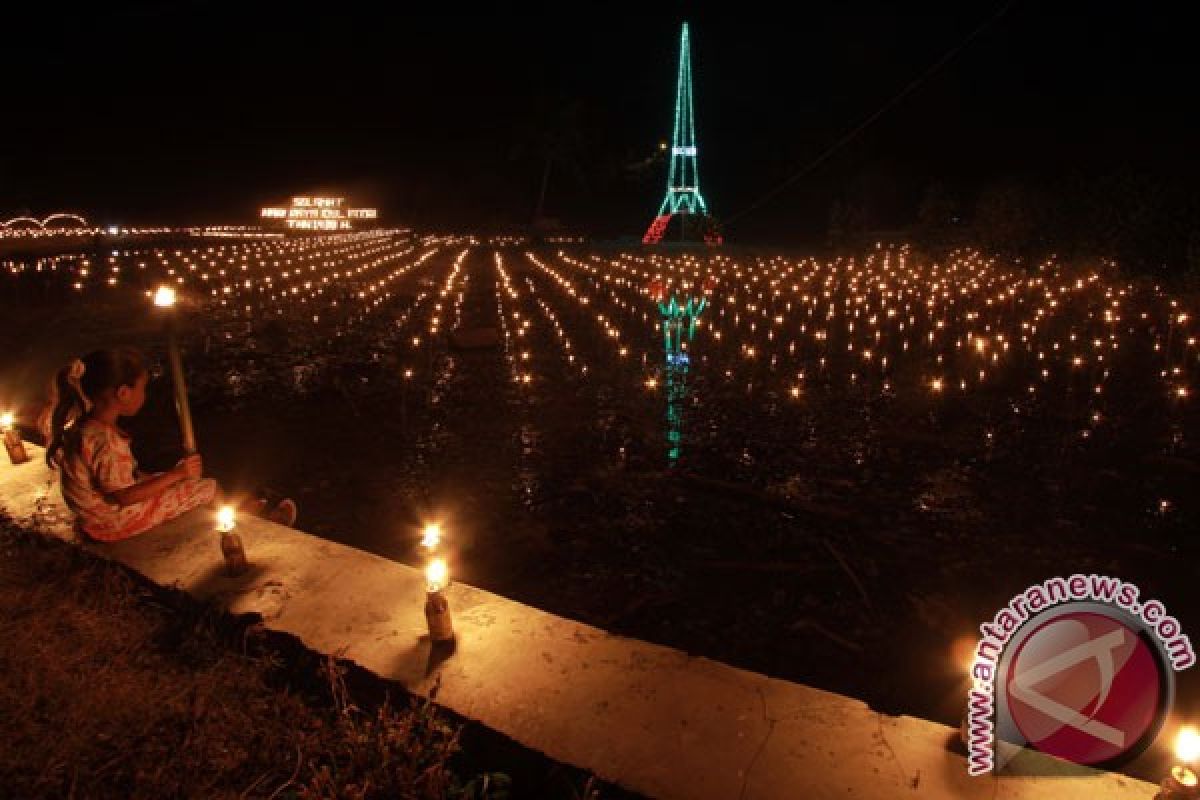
[643, 22, 722, 246]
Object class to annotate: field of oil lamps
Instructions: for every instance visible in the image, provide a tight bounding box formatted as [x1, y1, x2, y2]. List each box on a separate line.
[1, 230, 1196, 742]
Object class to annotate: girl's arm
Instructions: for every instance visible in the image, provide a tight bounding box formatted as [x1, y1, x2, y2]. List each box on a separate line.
[106, 468, 185, 507]
[106, 455, 201, 507]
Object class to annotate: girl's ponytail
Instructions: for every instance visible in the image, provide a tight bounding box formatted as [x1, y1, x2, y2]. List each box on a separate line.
[45, 359, 91, 467]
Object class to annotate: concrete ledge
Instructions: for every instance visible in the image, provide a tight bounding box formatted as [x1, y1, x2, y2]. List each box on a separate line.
[1, 442, 1157, 800]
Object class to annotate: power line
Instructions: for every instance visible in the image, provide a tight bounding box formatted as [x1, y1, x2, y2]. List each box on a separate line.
[724, 0, 1020, 228]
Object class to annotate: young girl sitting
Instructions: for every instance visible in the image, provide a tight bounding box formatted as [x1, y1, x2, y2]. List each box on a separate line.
[45, 347, 296, 542]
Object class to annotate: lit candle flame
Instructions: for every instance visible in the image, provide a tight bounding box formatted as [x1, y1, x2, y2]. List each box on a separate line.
[426, 558, 448, 592]
[421, 523, 441, 550]
[0, 411, 13, 431]
[1173, 766, 1199, 789]
[216, 505, 236, 533]
[153, 285, 177, 307]
[1178, 726, 1200, 765]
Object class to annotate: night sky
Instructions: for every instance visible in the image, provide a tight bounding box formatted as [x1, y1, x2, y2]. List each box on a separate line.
[3, 2, 1195, 243]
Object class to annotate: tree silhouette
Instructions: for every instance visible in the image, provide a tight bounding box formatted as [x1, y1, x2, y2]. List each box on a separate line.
[973, 178, 1043, 255]
[509, 99, 589, 226]
[916, 181, 960, 243]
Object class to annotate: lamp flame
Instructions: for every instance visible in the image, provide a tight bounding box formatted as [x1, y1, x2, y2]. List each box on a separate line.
[426, 558, 448, 592]
[421, 523, 441, 550]
[216, 505, 236, 533]
[1178, 726, 1200, 765]
[153, 286, 177, 307]
[1172, 766, 1200, 790]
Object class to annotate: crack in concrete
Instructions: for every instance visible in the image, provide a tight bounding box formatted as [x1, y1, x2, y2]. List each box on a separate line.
[876, 712, 912, 788]
[738, 684, 777, 800]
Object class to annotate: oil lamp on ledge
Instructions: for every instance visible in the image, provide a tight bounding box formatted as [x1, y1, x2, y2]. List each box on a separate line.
[2, 411, 30, 465]
[216, 505, 248, 576]
[1158, 726, 1200, 800]
[424, 557, 454, 642]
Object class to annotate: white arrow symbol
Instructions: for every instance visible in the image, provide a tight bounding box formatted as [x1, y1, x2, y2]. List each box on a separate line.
[1009, 627, 1127, 748]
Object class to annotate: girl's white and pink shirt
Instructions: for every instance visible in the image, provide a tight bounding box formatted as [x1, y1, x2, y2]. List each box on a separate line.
[59, 418, 214, 542]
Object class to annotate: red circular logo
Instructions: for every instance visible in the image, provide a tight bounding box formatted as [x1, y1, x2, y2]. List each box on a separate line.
[1004, 611, 1165, 765]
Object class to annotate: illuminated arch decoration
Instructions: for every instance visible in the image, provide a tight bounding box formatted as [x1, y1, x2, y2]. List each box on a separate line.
[1, 213, 89, 229]
[643, 23, 722, 246]
[0, 217, 42, 229]
[42, 213, 89, 227]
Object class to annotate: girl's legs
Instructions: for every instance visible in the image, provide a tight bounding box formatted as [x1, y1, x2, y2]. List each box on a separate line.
[86, 477, 218, 542]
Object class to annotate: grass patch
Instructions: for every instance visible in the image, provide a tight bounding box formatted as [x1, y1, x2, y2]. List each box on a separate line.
[0, 518, 613, 799]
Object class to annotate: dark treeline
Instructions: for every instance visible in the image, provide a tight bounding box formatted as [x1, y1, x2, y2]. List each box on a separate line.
[826, 169, 1200, 282]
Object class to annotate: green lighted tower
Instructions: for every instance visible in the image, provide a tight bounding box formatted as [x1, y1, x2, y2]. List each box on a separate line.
[643, 22, 722, 245]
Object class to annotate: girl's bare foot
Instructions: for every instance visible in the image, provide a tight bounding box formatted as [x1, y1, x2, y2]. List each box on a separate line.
[266, 498, 297, 527]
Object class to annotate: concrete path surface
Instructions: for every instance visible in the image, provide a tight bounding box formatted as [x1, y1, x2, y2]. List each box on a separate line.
[1, 442, 1158, 799]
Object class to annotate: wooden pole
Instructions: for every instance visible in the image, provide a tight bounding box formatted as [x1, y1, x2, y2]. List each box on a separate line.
[167, 316, 196, 454]
[158, 295, 197, 455]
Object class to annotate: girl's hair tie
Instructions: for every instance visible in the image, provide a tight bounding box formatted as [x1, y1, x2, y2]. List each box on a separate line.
[66, 359, 92, 412]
